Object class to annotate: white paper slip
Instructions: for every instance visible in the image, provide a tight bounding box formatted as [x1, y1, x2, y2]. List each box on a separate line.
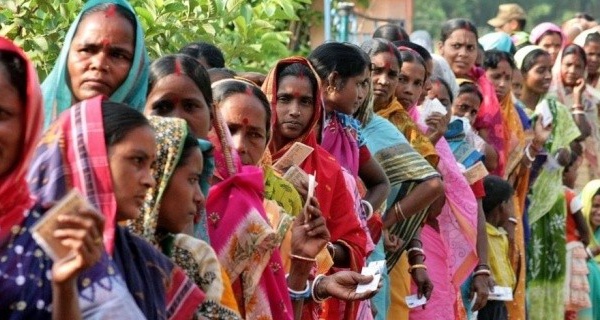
[419, 98, 448, 127]
[302, 174, 317, 222]
[355, 273, 381, 294]
[367, 260, 386, 275]
[405, 294, 427, 309]
[273, 142, 313, 173]
[470, 293, 478, 319]
[535, 99, 553, 127]
[488, 286, 513, 301]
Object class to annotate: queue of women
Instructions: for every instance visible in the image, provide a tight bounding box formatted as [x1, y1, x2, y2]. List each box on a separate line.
[4, 0, 600, 319]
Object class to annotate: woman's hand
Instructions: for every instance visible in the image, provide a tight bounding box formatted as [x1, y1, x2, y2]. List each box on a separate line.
[469, 273, 494, 311]
[556, 148, 572, 167]
[532, 116, 552, 149]
[51, 207, 105, 284]
[573, 78, 586, 104]
[426, 112, 449, 145]
[290, 197, 330, 258]
[411, 268, 433, 300]
[383, 230, 403, 253]
[315, 271, 381, 301]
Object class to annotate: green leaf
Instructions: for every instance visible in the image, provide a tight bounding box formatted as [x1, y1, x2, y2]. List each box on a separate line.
[32, 36, 48, 51]
[164, 2, 187, 13]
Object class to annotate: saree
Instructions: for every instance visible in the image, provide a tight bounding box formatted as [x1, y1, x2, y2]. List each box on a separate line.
[526, 98, 581, 320]
[578, 180, 600, 319]
[41, 0, 149, 128]
[206, 100, 292, 320]
[128, 116, 240, 319]
[26, 96, 204, 319]
[264, 56, 367, 320]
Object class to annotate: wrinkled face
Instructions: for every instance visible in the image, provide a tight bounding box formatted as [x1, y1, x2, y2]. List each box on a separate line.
[485, 60, 513, 101]
[158, 148, 204, 234]
[584, 41, 600, 76]
[511, 69, 524, 100]
[590, 194, 600, 229]
[0, 64, 23, 178]
[326, 69, 369, 115]
[395, 61, 425, 110]
[220, 93, 268, 166]
[524, 55, 553, 95]
[560, 53, 585, 87]
[452, 92, 481, 125]
[275, 75, 314, 144]
[67, 11, 134, 102]
[538, 33, 562, 63]
[427, 80, 452, 109]
[371, 52, 400, 111]
[439, 29, 478, 78]
[109, 126, 156, 221]
[145, 74, 211, 138]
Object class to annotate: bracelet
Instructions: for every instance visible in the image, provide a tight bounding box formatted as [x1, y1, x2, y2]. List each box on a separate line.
[508, 217, 518, 224]
[286, 274, 311, 300]
[572, 110, 585, 115]
[474, 263, 491, 271]
[473, 269, 491, 277]
[394, 202, 406, 222]
[361, 200, 374, 220]
[407, 247, 425, 255]
[290, 254, 317, 263]
[587, 247, 595, 259]
[525, 143, 536, 162]
[572, 103, 584, 111]
[311, 274, 330, 303]
[408, 263, 427, 273]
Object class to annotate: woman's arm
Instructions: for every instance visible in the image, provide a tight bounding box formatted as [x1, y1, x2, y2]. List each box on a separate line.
[382, 177, 444, 229]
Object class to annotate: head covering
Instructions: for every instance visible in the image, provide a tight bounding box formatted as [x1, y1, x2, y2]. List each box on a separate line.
[41, 0, 149, 128]
[410, 30, 434, 53]
[0, 37, 43, 243]
[514, 45, 543, 69]
[431, 54, 458, 101]
[487, 3, 526, 28]
[573, 27, 600, 48]
[581, 179, 600, 262]
[529, 22, 564, 45]
[479, 32, 515, 53]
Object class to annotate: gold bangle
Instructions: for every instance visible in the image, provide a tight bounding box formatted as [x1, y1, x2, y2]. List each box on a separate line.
[395, 202, 406, 222]
[408, 263, 427, 273]
[290, 254, 316, 263]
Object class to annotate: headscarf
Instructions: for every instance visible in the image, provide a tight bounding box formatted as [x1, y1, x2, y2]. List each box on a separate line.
[514, 45, 544, 69]
[479, 32, 515, 53]
[263, 57, 367, 320]
[581, 179, 600, 263]
[410, 30, 434, 53]
[574, 27, 600, 48]
[431, 54, 459, 102]
[41, 0, 149, 128]
[530, 22, 565, 46]
[0, 37, 43, 244]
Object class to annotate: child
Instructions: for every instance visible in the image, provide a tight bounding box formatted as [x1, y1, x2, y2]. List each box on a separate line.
[480, 175, 516, 319]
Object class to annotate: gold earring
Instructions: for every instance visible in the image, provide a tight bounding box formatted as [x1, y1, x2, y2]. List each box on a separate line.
[327, 85, 335, 93]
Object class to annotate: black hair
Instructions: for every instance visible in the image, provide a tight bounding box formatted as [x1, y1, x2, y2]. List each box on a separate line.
[535, 30, 563, 45]
[208, 67, 237, 83]
[212, 80, 271, 140]
[575, 12, 595, 22]
[148, 54, 213, 107]
[483, 49, 517, 70]
[584, 32, 600, 46]
[177, 132, 201, 168]
[360, 38, 402, 68]
[562, 44, 587, 67]
[308, 42, 370, 87]
[399, 49, 427, 79]
[595, 187, 600, 197]
[0, 50, 27, 103]
[102, 101, 150, 147]
[393, 40, 432, 62]
[430, 77, 454, 103]
[81, 3, 136, 32]
[179, 41, 225, 69]
[457, 82, 483, 103]
[520, 48, 550, 74]
[440, 19, 478, 43]
[564, 148, 581, 173]
[482, 175, 514, 214]
[277, 63, 319, 107]
[372, 24, 409, 42]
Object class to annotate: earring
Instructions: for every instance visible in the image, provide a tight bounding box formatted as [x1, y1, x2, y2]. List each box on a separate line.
[327, 85, 335, 93]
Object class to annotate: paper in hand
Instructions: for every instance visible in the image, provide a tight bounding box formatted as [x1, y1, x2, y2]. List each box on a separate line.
[405, 294, 427, 309]
[31, 189, 91, 261]
[283, 165, 309, 191]
[535, 99, 553, 127]
[488, 286, 513, 301]
[419, 98, 448, 127]
[355, 260, 385, 294]
[302, 174, 316, 223]
[273, 142, 314, 173]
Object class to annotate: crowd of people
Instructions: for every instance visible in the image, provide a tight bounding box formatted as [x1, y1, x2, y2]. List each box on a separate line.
[3, 0, 600, 319]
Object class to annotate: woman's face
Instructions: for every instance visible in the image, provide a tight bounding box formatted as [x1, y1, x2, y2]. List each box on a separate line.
[427, 80, 452, 109]
[590, 194, 600, 229]
[145, 74, 211, 138]
[395, 61, 425, 109]
[0, 65, 23, 178]
[275, 75, 314, 143]
[220, 92, 268, 166]
[452, 92, 481, 125]
[439, 29, 478, 78]
[371, 52, 400, 110]
[524, 55, 553, 95]
[326, 68, 368, 115]
[158, 148, 204, 234]
[485, 60, 513, 102]
[561, 53, 585, 87]
[353, 67, 371, 114]
[584, 40, 600, 76]
[109, 125, 156, 221]
[538, 33, 562, 63]
[67, 11, 134, 102]
[512, 69, 524, 100]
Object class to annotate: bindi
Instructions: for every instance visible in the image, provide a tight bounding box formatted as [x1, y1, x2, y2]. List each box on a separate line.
[174, 59, 182, 76]
[292, 90, 301, 99]
[105, 4, 117, 18]
[101, 38, 110, 48]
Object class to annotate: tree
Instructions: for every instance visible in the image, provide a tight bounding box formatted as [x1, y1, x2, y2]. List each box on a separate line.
[0, 0, 311, 79]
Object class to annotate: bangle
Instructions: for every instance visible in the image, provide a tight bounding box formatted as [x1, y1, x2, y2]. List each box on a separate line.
[394, 202, 406, 222]
[286, 274, 311, 300]
[408, 263, 427, 273]
[361, 200, 374, 220]
[311, 274, 330, 303]
[407, 247, 425, 255]
[473, 269, 491, 277]
[572, 103, 584, 111]
[525, 143, 536, 161]
[474, 263, 490, 271]
[572, 110, 585, 115]
[508, 217, 518, 224]
[290, 254, 317, 263]
[587, 247, 595, 259]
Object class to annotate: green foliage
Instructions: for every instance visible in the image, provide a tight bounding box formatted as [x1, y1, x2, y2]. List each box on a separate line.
[0, 0, 311, 79]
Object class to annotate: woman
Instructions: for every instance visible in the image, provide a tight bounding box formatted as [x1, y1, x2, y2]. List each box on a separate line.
[439, 18, 506, 177]
[129, 116, 241, 318]
[28, 96, 205, 319]
[514, 45, 582, 320]
[263, 57, 369, 320]
[42, 0, 149, 128]
[530, 22, 565, 64]
[574, 29, 600, 89]
[579, 179, 600, 320]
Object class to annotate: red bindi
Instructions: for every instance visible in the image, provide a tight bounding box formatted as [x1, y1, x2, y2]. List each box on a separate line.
[242, 118, 249, 125]
[292, 90, 301, 98]
[101, 38, 110, 48]
[105, 4, 117, 18]
[298, 69, 305, 81]
[245, 86, 253, 96]
[174, 59, 182, 76]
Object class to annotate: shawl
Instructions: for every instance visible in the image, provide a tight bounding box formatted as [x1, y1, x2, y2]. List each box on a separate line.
[479, 32, 514, 53]
[469, 67, 507, 176]
[321, 111, 362, 176]
[581, 180, 600, 263]
[130, 116, 240, 318]
[0, 36, 43, 244]
[500, 92, 527, 178]
[530, 22, 565, 46]
[41, 0, 149, 128]
[206, 97, 292, 320]
[26, 96, 204, 319]
[263, 57, 367, 320]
